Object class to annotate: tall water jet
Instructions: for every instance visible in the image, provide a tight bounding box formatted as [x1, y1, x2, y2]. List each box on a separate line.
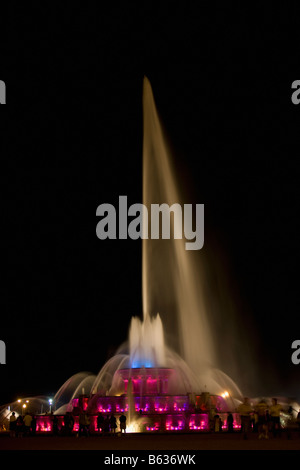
[126, 378, 136, 426]
[142, 77, 216, 380]
[129, 314, 166, 368]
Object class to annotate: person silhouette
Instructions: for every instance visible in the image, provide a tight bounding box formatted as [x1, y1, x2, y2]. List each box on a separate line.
[119, 413, 127, 433]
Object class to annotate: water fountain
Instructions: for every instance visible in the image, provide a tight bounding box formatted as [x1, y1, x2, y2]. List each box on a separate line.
[0, 77, 243, 433]
[2, 77, 296, 434]
[49, 76, 243, 433]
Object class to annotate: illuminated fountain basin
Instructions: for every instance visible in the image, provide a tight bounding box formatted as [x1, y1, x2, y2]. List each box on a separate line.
[30, 362, 238, 434]
[53, 365, 240, 433]
[87, 368, 241, 432]
[32, 317, 242, 434]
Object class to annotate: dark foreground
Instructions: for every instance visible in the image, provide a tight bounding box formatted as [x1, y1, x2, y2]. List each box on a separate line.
[0, 432, 299, 450]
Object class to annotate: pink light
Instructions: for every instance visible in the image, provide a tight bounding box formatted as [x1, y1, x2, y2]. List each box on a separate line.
[83, 400, 88, 411]
[146, 423, 160, 431]
[98, 407, 112, 413]
[166, 423, 183, 431]
[37, 423, 51, 432]
[40, 425, 51, 432]
[72, 398, 79, 407]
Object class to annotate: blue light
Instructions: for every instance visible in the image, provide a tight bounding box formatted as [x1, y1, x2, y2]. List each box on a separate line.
[131, 359, 153, 368]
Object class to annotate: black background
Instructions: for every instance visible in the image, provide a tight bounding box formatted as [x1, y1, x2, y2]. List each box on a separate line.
[0, 3, 299, 406]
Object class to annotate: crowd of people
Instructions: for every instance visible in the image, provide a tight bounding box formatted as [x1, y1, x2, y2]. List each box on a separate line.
[237, 397, 298, 439]
[77, 410, 127, 437]
[8, 411, 36, 438]
[8, 410, 127, 437]
[205, 397, 300, 438]
[8, 398, 299, 438]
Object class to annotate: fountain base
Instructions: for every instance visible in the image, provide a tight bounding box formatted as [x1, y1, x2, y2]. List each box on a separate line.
[34, 367, 241, 433]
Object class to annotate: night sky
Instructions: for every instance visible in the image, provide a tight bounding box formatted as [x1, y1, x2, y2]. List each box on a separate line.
[1, 4, 299, 406]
